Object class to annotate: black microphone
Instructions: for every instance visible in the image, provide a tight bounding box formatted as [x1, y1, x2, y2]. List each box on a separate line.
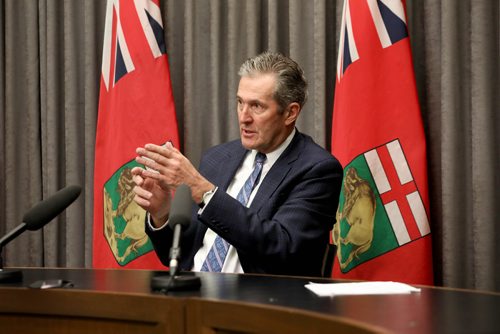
[0, 185, 82, 283]
[22, 185, 82, 231]
[151, 184, 201, 292]
[168, 184, 192, 277]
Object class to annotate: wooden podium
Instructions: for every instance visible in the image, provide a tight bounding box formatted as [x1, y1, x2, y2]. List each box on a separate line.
[0, 288, 183, 333]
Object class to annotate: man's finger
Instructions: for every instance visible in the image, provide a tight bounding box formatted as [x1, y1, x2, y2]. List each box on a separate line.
[132, 173, 144, 186]
[136, 155, 162, 172]
[140, 168, 163, 181]
[133, 194, 151, 208]
[145, 142, 181, 157]
[131, 166, 144, 174]
[133, 184, 152, 198]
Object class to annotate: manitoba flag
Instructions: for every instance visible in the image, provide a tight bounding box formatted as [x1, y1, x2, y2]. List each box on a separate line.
[93, 0, 179, 269]
[331, 0, 433, 284]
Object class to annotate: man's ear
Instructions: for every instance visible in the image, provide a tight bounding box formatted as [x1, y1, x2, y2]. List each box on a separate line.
[284, 102, 301, 126]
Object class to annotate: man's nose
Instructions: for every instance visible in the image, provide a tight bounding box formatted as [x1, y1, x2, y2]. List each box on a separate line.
[239, 106, 253, 122]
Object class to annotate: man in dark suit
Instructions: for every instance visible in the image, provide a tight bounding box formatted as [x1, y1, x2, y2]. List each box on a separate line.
[132, 51, 343, 277]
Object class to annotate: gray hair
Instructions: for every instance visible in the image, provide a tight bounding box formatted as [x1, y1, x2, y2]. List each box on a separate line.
[238, 51, 308, 112]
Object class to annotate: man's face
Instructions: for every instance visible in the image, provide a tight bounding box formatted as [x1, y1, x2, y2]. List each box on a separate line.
[236, 74, 291, 154]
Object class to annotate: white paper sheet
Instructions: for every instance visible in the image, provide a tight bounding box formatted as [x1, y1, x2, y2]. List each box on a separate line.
[305, 281, 421, 297]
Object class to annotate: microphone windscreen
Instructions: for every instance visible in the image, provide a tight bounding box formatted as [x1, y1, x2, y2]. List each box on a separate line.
[169, 185, 192, 228]
[22, 185, 82, 230]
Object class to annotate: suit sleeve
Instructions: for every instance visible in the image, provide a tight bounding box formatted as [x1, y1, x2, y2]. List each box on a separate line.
[198, 155, 343, 276]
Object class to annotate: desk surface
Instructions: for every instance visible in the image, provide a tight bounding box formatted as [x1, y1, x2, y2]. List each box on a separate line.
[2, 268, 500, 333]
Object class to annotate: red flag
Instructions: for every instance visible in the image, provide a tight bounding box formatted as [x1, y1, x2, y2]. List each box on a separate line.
[331, 0, 433, 285]
[93, 0, 179, 269]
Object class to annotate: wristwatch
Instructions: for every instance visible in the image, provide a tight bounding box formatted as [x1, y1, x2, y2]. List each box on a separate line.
[198, 187, 217, 209]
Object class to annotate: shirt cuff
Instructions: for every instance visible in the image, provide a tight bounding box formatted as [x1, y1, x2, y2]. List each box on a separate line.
[146, 212, 169, 231]
[197, 187, 218, 214]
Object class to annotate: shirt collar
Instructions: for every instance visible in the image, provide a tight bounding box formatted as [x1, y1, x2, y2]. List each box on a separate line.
[250, 128, 296, 167]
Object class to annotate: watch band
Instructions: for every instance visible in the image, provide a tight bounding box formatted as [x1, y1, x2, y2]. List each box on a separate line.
[198, 187, 217, 209]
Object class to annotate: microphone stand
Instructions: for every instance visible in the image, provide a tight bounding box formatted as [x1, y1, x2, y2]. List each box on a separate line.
[150, 268, 201, 293]
[151, 223, 201, 292]
[0, 224, 25, 283]
[0, 185, 81, 284]
[0, 252, 23, 283]
[151, 185, 201, 292]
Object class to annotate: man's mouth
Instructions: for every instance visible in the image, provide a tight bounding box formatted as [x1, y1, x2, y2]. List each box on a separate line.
[241, 128, 255, 136]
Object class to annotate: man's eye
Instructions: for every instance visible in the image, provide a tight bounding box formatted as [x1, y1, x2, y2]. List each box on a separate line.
[250, 103, 263, 112]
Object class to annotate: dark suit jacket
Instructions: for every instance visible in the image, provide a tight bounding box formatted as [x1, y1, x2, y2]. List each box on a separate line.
[146, 130, 343, 277]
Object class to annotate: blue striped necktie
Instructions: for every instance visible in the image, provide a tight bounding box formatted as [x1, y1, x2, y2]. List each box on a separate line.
[201, 152, 266, 272]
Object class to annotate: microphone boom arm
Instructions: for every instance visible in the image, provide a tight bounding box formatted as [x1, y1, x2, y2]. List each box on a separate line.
[0, 185, 81, 282]
[0, 223, 27, 251]
[0, 223, 27, 270]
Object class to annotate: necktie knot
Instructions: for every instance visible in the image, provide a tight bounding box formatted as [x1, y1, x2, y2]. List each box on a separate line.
[255, 152, 266, 165]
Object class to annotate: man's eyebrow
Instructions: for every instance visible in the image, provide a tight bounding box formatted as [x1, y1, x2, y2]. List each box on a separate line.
[236, 96, 263, 104]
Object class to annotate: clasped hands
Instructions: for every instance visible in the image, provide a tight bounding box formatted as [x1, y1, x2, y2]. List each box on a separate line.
[132, 142, 214, 228]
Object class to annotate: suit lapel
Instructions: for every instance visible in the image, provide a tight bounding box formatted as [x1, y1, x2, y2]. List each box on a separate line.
[215, 145, 248, 191]
[194, 143, 247, 249]
[250, 132, 304, 210]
